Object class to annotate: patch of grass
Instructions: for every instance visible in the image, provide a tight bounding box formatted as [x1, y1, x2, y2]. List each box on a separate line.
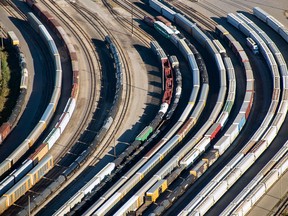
[0, 49, 10, 112]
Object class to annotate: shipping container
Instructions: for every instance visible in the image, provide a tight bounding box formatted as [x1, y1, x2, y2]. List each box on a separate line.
[155, 15, 172, 26]
[233, 113, 246, 131]
[213, 39, 226, 54]
[206, 123, 221, 140]
[190, 160, 208, 177]
[56, 112, 70, 134]
[174, 13, 194, 34]
[206, 39, 219, 56]
[29, 143, 49, 163]
[146, 179, 168, 202]
[161, 6, 176, 21]
[178, 39, 192, 58]
[45, 127, 61, 149]
[253, 7, 269, 22]
[191, 25, 209, 46]
[149, 0, 162, 13]
[225, 124, 239, 144]
[236, 153, 255, 173]
[279, 27, 288, 43]
[227, 13, 243, 29]
[214, 135, 230, 155]
[28, 154, 53, 185]
[197, 137, 210, 152]
[180, 149, 200, 167]
[251, 140, 267, 158]
[239, 22, 253, 37]
[266, 16, 283, 32]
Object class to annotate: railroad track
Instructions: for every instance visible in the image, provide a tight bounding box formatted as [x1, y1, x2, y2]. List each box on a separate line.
[40, 0, 100, 165]
[17, 0, 137, 214]
[271, 192, 288, 216]
[102, 0, 153, 47]
[69, 1, 133, 164]
[174, 1, 217, 31]
[196, 0, 227, 18]
[0, 0, 26, 20]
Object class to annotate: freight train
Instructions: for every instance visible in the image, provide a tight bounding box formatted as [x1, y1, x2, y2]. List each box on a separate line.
[0, 155, 53, 214]
[181, 11, 288, 215]
[0, 0, 80, 212]
[61, 35, 123, 179]
[83, 29, 203, 216]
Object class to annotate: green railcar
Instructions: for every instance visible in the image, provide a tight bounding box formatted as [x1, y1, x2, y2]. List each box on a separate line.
[135, 126, 153, 142]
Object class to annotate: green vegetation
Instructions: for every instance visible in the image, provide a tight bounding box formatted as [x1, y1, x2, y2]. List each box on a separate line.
[0, 49, 11, 111]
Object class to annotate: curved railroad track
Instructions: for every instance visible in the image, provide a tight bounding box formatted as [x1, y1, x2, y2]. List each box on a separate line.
[0, 0, 26, 20]
[101, 0, 153, 47]
[40, 0, 100, 164]
[69, 1, 133, 163]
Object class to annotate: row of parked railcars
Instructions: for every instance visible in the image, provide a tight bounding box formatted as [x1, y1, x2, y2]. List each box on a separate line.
[108, 40, 176, 168]
[166, 55, 182, 119]
[55, 39, 182, 215]
[178, 23, 254, 215]
[183, 12, 288, 215]
[139, 3, 237, 215]
[212, 12, 288, 216]
[95, 33, 204, 216]
[0, 155, 53, 214]
[0, 1, 81, 212]
[86, 21, 205, 215]
[253, 7, 288, 43]
[111, 0, 236, 213]
[0, 12, 63, 213]
[112, 4, 233, 212]
[150, 40, 174, 109]
[221, 141, 288, 216]
[0, 12, 62, 179]
[141, 23, 237, 216]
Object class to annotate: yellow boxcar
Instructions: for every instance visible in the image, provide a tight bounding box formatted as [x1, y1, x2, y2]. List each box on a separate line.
[28, 154, 53, 185]
[146, 179, 168, 202]
[3, 175, 31, 206]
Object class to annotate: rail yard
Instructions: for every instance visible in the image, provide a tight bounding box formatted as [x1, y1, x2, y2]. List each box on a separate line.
[0, 0, 287, 215]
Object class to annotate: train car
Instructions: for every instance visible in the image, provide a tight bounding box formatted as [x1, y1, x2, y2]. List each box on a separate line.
[0, 155, 53, 214]
[7, 31, 19, 46]
[154, 21, 174, 38]
[155, 16, 171, 26]
[174, 13, 195, 35]
[0, 123, 11, 144]
[144, 16, 156, 27]
[190, 160, 208, 177]
[145, 179, 168, 203]
[135, 126, 153, 142]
